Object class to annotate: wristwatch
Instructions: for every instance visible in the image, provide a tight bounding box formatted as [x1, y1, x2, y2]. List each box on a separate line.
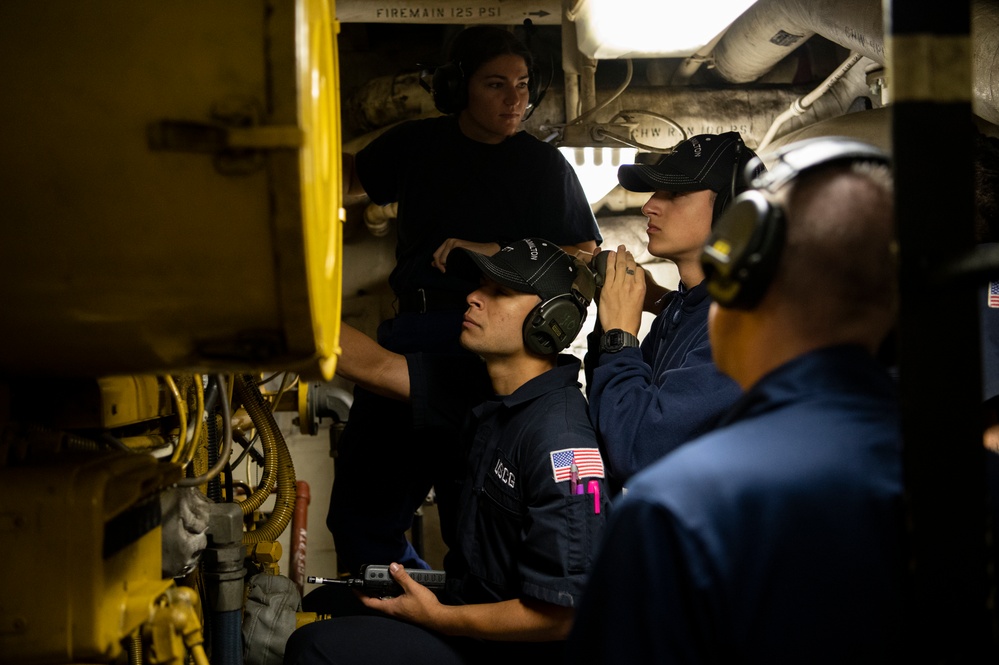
[599, 329, 640, 353]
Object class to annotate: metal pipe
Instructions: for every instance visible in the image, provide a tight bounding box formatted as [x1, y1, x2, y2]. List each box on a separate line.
[290, 480, 311, 598]
[712, 0, 999, 126]
[347, 77, 871, 150]
[712, 0, 884, 83]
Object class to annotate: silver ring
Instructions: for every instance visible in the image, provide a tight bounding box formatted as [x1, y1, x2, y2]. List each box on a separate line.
[625, 268, 636, 275]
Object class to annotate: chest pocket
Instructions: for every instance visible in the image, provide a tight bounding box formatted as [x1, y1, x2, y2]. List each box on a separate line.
[481, 449, 522, 518]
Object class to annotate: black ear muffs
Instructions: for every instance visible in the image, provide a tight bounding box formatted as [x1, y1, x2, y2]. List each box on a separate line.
[430, 61, 542, 115]
[702, 136, 890, 310]
[431, 61, 467, 114]
[702, 190, 787, 310]
[523, 297, 586, 355]
[522, 258, 596, 355]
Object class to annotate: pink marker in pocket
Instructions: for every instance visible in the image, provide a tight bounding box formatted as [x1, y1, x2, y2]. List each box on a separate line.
[587, 480, 600, 514]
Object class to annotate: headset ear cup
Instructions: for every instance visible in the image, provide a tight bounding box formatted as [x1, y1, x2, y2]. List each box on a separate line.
[431, 62, 466, 114]
[703, 191, 786, 310]
[522, 297, 585, 355]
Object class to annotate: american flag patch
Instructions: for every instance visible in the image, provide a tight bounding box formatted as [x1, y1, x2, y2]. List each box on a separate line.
[550, 448, 605, 482]
[990, 281, 999, 309]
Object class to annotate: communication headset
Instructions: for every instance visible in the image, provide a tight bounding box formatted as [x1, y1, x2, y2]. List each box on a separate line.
[701, 136, 890, 310]
[426, 59, 543, 115]
[523, 257, 597, 355]
[711, 136, 769, 225]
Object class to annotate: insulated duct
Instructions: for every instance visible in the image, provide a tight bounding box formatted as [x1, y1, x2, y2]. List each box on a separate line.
[712, 0, 999, 126]
[345, 75, 878, 150]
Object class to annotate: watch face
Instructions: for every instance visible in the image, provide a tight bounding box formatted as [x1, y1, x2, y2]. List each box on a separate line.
[601, 329, 638, 352]
[601, 329, 623, 352]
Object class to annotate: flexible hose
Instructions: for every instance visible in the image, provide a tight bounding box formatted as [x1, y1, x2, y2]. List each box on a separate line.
[128, 633, 142, 665]
[165, 376, 188, 464]
[232, 375, 278, 515]
[234, 374, 297, 545]
[756, 52, 864, 151]
[177, 375, 233, 489]
[206, 408, 222, 503]
[565, 59, 633, 127]
[182, 374, 205, 466]
[210, 610, 244, 665]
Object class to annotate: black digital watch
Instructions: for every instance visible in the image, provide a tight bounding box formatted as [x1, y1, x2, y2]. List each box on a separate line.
[599, 328, 640, 353]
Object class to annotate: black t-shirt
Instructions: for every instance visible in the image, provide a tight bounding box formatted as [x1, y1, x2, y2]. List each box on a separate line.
[355, 115, 602, 297]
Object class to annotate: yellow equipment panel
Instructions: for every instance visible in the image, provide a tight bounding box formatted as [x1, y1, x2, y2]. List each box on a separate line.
[0, 453, 179, 663]
[0, 0, 343, 380]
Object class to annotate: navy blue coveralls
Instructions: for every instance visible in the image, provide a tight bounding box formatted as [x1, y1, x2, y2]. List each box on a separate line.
[568, 345, 907, 664]
[586, 280, 742, 486]
[291, 353, 609, 665]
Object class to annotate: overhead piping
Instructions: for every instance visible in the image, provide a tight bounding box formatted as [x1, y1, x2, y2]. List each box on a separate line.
[711, 0, 999, 126]
[756, 52, 866, 152]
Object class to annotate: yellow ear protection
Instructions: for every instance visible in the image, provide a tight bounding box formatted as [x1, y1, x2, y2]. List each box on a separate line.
[523, 257, 597, 355]
[701, 137, 890, 310]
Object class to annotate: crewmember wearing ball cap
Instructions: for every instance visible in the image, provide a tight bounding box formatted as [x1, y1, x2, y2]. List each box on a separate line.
[288, 238, 609, 665]
[568, 136, 904, 663]
[586, 132, 766, 486]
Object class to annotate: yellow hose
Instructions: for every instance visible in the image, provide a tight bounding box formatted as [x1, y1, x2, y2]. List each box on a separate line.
[183, 374, 205, 466]
[233, 375, 278, 515]
[234, 374, 297, 544]
[164, 375, 188, 464]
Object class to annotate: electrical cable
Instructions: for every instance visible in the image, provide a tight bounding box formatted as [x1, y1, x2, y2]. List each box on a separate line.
[177, 374, 233, 488]
[228, 430, 262, 468]
[165, 375, 188, 464]
[756, 52, 863, 152]
[181, 374, 205, 466]
[566, 59, 633, 127]
[269, 372, 298, 413]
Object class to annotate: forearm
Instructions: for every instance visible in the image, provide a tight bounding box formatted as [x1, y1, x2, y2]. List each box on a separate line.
[561, 240, 599, 262]
[342, 153, 368, 203]
[431, 598, 574, 642]
[336, 324, 411, 400]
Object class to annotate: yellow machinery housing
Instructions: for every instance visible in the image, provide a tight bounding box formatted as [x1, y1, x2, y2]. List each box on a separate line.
[0, 0, 343, 380]
[0, 1, 343, 663]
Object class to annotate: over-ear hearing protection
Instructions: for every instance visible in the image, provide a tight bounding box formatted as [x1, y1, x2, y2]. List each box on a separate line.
[426, 60, 543, 115]
[523, 257, 597, 355]
[710, 137, 743, 225]
[701, 136, 890, 310]
[710, 136, 768, 225]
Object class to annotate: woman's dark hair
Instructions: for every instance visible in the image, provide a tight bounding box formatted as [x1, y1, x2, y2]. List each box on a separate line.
[429, 26, 537, 114]
[446, 25, 533, 78]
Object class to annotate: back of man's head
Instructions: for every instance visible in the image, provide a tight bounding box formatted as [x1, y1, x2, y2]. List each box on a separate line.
[702, 136, 896, 350]
[777, 161, 896, 345]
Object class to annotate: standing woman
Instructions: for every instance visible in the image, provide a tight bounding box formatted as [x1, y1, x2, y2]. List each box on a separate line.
[327, 25, 602, 576]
